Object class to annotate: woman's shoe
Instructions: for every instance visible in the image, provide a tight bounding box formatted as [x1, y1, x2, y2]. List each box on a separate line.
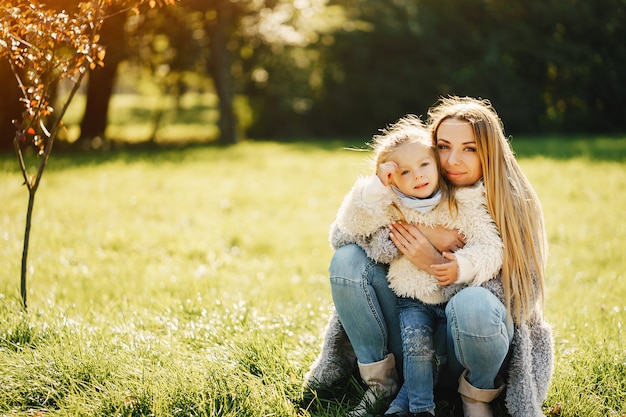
[458, 370, 504, 417]
[349, 353, 399, 417]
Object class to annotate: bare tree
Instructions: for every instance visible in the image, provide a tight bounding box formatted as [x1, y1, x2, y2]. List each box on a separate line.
[0, 0, 174, 310]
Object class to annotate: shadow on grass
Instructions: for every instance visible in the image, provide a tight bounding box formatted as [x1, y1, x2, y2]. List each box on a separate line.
[508, 134, 626, 162]
[274, 134, 626, 162]
[1, 134, 625, 171]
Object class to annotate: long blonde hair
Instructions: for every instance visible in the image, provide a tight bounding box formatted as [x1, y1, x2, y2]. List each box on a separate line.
[428, 97, 548, 324]
[369, 114, 456, 212]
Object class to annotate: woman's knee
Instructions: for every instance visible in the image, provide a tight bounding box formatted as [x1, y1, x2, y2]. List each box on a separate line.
[329, 244, 370, 279]
[446, 287, 507, 337]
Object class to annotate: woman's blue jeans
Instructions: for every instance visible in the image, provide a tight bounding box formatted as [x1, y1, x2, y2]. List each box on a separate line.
[329, 244, 403, 366]
[329, 244, 513, 391]
[445, 286, 514, 389]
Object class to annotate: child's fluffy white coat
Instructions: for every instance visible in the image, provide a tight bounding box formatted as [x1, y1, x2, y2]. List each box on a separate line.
[331, 176, 503, 304]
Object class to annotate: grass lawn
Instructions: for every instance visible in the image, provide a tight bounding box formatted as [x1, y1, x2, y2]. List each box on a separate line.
[0, 135, 625, 416]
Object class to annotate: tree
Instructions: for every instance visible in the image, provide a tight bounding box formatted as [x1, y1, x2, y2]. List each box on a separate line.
[0, 59, 22, 152]
[238, 0, 340, 138]
[0, 0, 174, 310]
[71, 0, 242, 146]
[73, 0, 332, 146]
[206, 1, 237, 145]
[78, 4, 130, 146]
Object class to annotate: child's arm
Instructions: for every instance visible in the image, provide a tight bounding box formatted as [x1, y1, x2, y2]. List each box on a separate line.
[444, 184, 504, 286]
[331, 172, 404, 263]
[335, 175, 399, 237]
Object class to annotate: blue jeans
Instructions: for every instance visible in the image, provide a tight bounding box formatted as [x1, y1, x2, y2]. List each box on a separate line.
[445, 286, 514, 389]
[391, 298, 447, 414]
[388, 288, 512, 415]
[329, 244, 403, 366]
[329, 244, 513, 391]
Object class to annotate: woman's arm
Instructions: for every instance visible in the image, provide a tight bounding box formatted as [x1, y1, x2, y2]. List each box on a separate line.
[415, 224, 466, 253]
[390, 222, 453, 275]
[329, 221, 400, 264]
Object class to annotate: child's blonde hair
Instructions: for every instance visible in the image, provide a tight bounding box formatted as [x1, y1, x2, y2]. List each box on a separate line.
[428, 97, 548, 325]
[369, 114, 456, 211]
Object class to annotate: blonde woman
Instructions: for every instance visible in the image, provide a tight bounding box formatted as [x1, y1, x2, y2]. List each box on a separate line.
[331, 115, 503, 417]
[306, 97, 553, 417]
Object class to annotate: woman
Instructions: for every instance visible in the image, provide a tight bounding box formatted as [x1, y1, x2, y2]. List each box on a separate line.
[305, 96, 553, 417]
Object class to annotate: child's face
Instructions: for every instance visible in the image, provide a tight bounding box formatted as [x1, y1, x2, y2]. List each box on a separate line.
[389, 142, 439, 199]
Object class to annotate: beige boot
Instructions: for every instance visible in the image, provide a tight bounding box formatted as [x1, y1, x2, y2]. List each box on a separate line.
[458, 370, 504, 417]
[348, 353, 399, 417]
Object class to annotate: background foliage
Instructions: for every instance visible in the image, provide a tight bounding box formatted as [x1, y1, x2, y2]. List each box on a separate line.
[2, 0, 625, 152]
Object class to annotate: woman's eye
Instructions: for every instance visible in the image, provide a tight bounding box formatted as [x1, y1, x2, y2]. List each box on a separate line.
[437, 144, 449, 150]
[465, 147, 477, 152]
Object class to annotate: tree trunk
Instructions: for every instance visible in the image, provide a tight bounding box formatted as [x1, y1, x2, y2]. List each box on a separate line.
[208, 3, 238, 145]
[78, 59, 121, 144]
[0, 60, 24, 153]
[77, 7, 128, 146]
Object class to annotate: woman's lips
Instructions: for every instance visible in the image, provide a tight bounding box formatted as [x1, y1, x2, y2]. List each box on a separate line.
[446, 171, 465, 178]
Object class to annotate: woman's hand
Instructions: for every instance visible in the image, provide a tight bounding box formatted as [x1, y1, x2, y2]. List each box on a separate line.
[390, 222, 446, 274]
[416, 224, 466, 253]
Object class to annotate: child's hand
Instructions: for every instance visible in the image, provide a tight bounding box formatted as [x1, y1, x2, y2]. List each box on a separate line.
[430, 252, 458, 286]
[377, 161, 398, 186]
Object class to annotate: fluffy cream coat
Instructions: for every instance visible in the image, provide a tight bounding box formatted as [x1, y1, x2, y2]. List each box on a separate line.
[333, 175, 503, 304]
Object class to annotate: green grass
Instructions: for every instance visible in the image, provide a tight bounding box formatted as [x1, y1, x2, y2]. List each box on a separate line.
[1, 136, 625, 416]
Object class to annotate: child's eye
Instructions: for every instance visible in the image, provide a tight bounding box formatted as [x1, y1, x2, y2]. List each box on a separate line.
[420, 162, 430, 167]
[401, 170, 410, 175]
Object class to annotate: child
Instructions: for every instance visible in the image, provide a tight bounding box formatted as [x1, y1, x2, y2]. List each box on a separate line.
[330, 114, 503, 417]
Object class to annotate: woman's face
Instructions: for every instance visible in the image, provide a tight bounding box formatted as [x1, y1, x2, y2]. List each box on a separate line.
[435, 118, 483, 186]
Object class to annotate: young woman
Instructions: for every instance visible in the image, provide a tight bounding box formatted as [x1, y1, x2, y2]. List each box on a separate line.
[305, 97, 553, 417]
[329, 114, 503, 417]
